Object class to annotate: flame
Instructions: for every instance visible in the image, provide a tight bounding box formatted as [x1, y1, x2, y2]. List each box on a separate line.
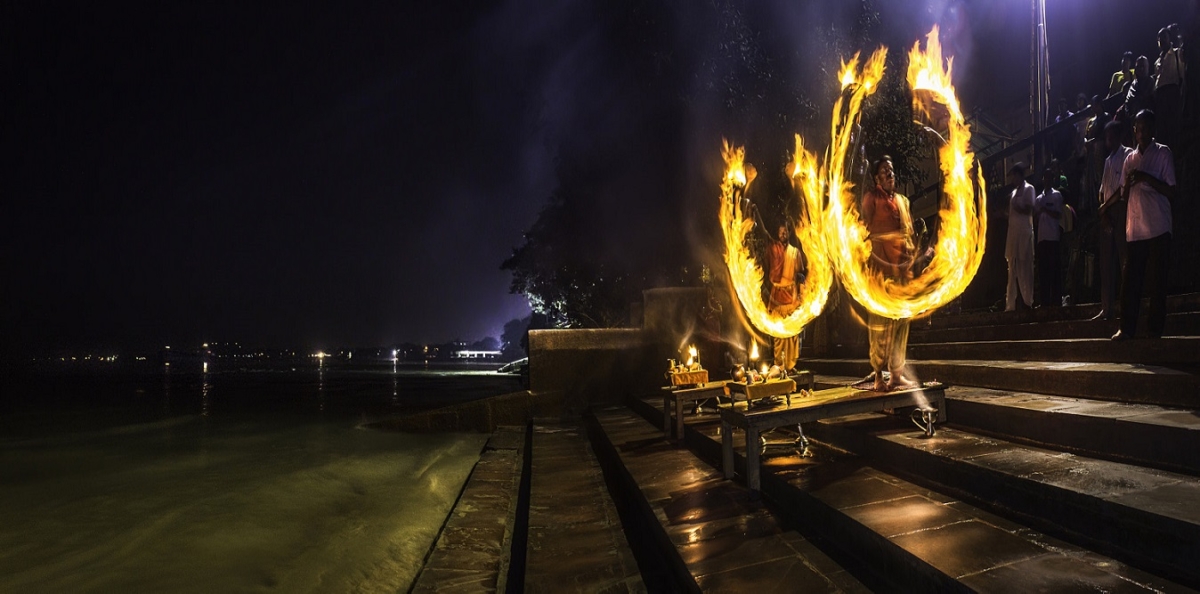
[839, 56, 857, 89]
[760, 362, 769, 375]
[719, 141, 834, 338]
[749, 341, 760, 361]
[813, 27, 985, 319]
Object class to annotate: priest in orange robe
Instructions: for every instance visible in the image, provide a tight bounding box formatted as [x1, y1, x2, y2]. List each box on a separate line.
[861, 156, 918, 391]
[767, 223, 804, 372]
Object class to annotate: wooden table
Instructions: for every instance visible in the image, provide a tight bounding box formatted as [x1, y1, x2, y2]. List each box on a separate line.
[662, 381, 729, 439]
[721, 383, 947, 491]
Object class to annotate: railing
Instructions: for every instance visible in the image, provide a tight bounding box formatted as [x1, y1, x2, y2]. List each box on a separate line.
[908, 93, 1125, 218]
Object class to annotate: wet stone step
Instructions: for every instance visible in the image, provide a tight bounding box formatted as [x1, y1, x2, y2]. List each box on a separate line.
[411, 426, 524, 593]
[945, 386, 1200, 475]
[910, 311, 1200, 344]
[920, 292, 1200, 331]
[631, 396, 1192, 593]
[802, 358, 1200, 408]
[907, 336, 1200, 365]
[590, 407, 868, 593]
[524, 423, 644, 593]
[808, 415, 1200, 588]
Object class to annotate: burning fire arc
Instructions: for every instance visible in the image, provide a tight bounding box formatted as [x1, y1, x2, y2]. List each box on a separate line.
[720, 140, 834, 339]
[719, 26, 987, 336]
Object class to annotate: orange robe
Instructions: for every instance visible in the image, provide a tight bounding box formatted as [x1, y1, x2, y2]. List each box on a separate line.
[861, 186, 914, 380]
[767, 240, 802, 369]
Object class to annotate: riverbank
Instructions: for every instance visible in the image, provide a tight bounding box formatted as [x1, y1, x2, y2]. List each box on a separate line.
[0, 366, 520, 593]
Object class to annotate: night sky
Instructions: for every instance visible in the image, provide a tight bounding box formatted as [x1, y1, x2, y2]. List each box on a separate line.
[4, 0, 1194, 355]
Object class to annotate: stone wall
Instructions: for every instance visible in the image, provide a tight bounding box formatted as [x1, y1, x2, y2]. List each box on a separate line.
[528, 328, 663, 416]
[376, 287, 714, 432]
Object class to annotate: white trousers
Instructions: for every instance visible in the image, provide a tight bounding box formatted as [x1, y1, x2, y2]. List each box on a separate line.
[1006, 257, 1034, 310]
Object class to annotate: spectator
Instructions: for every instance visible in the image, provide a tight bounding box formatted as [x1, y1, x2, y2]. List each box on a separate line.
[1112, 110, 1177, 341]
[1052, 98, 1075, 163]
[1004, 162, 1036, 312]
[1176, 21, 1198, 124]
[1108, 51, 1135, 98]
[1082, 95, 1109, 213]
[1073, 92, 1091, 158]
[1034, 169, 1064, 307]
[1123, 56, 1155, 120]
[1094, 120, 1132, 321]
[1154, 27, 1185, 149]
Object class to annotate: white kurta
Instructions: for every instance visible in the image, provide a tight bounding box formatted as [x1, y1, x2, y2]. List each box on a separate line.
[1006, 182, 1036, 259]
[1121, 142, 1176, 241]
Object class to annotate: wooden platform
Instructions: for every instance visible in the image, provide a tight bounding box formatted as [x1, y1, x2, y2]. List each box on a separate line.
[661, 381, 729, 439]
[721, 383, 947, 491]
[661, 371, 816, 440]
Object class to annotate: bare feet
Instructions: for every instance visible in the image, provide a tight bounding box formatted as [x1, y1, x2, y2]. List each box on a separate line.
[888, 373, 919, 391]
[872, 374, 888, 392]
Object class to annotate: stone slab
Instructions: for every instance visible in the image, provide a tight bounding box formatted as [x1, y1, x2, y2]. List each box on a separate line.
[636, 395, 1196, 592]
[524, 424, 644, 593]
[803, 359, 1200, 407]
[591, 407, 865, 592]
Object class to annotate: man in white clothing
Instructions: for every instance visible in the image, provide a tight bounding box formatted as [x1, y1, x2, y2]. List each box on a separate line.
[1113, 110, 1177, 341]
[1094, 121, 1133, 321]
[1034, 169, 1063, 307]
[1004, 162, 1035, 311]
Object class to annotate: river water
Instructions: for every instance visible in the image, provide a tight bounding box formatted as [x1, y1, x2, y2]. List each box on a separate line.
[0, 364, 522, 593]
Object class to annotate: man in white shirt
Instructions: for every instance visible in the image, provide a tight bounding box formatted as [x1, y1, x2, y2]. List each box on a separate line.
[1094, 121, 1133, 321]
[1004, 163, 1035, 311]
[1113, 110, 1177, 341]
[1155, 27, 1185, 150]
[1034, 169, 1063, 307]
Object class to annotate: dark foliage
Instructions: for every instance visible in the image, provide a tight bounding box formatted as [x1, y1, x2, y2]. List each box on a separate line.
[504, 0, 933, 327]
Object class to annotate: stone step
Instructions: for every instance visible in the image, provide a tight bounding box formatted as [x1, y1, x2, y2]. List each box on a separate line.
[626, 397, 1188, 593]
[910, 311, 1200, 343]
[523, 423, 644, 593]
[808, 416, 1200, 588]
[588, 407, 868, 593]
[947, 387, 1200, 475]
[803, 358, 1200, 408]
[412, 426, 525, 592]
[921, 292, 1200, 331]
[908, 337, 1200, 365]
[814, 376, 1200, 477]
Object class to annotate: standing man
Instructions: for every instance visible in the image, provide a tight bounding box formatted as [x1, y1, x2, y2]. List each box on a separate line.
[861, 156, 916, 391]
[1113, 110, 1177, 341]
[1154, 27, 1185, 150]
[1095, 121, 1132, 321]
[1082, 95, 1109, 214]
[1034, 169, 1064, 307]
[1108, 52, 1135, 98]
[1005, 163, 1036, 311]
[767, 223, 803, 372]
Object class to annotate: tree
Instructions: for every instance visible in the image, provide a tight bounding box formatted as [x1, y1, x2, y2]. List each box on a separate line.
[500, 315, 531, 359]
[503, 0, 931, 327]
[470, 337, 501, 352]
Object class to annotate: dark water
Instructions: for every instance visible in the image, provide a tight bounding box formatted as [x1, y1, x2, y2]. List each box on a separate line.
[0, 364, 523, 593]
